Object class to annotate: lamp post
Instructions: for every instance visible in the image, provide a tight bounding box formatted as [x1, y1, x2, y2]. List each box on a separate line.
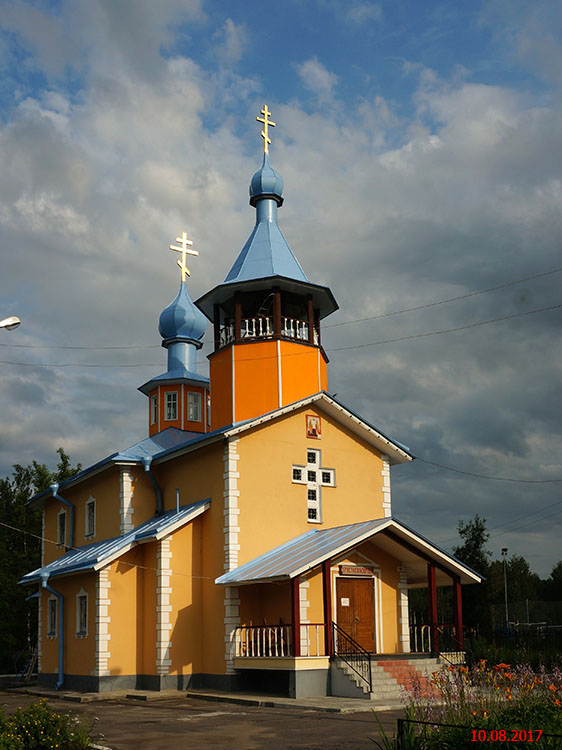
[501, 547, 509, 631]
[0, 316, 21, 331]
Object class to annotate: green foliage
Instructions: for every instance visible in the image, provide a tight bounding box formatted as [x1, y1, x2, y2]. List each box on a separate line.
[453, 514, 491, 577]
[0, 448, 81, 674]
[0, 700, 91, 749]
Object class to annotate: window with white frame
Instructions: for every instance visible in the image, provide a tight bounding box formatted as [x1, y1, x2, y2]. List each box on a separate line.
[47, 597, 57, 636]
[85, 497, 95, 538]
[165, 391, 177, 421]
[206, 393, 211, 427]
[150, 394, 158, 425]
[57, 509, 66, 546]
[187, 391, 201, 422]
[76, 590, 88, 636]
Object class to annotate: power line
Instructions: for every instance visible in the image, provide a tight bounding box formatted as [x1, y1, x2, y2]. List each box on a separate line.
[1, 300, 561, 368]
[324, 266, 562, 329]
[329, 302, 562, 352]
[2, 265, 561, 351]
[438, 499, 562, 545]
[0, 520, 215, 582]
[417, 456, 562, 484]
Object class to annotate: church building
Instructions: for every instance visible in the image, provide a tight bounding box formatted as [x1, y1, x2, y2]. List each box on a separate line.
[21, 106, 481, 699]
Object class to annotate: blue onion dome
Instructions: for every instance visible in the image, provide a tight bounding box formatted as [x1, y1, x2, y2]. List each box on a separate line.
[249, 153, 284, 206]
[158, 281, 207, 343]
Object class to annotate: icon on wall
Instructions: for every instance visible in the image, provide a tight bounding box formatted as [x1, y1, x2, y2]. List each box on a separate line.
[306, 414, 321, 439]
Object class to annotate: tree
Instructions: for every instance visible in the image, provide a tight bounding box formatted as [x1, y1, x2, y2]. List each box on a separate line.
[452, 515, 492, 631]
[0, 448, 81, 674]
[453, 514, 491, 577]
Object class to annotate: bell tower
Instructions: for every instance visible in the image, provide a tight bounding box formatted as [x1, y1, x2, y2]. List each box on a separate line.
[196, 105, 338, 430]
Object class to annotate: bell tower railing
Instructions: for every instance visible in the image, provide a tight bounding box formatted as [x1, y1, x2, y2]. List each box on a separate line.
[219, 316, 319, 348]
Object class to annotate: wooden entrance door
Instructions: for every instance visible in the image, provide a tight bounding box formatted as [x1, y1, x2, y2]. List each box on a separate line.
[336, 577, 375, 652]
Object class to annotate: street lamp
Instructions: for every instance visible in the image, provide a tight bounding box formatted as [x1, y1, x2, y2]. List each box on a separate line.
[0, 316, 21, 331]
[501, 547, 509, 630]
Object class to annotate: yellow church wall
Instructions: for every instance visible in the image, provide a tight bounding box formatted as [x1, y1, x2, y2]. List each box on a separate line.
[236, 404, 386, 566]
[302, 567, 325, 626]
[43, 469, 121, 566]
[39, 572, 96, 676]
[106, 546, 148, 678]
[168, 520, 203, 677]
[146, 442, 226, 676]
[142, 543, 158, 676]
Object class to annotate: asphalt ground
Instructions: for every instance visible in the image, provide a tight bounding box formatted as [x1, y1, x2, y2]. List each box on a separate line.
[0, 691, 404, 749]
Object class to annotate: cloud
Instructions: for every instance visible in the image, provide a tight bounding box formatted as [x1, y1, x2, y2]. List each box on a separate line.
[296, 57, 338, 103]
[0, 2, 562, 575]
[213, 18, 248, 65]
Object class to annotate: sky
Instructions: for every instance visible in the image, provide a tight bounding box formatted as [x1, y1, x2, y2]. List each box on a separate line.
[1, 0, 561, 580]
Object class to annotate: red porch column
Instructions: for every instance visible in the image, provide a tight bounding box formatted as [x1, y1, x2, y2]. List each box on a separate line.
[291, 576, 301, 657]
[453, 575, 464, 649]
[322, 560, 333, 656]
[427, 563, 439, 654]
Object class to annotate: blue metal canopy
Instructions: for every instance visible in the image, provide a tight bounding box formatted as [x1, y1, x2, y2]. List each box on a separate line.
[21, 499, 210, 584]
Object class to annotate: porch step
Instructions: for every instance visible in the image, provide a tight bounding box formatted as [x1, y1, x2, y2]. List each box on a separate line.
[330, 656, 442, 703]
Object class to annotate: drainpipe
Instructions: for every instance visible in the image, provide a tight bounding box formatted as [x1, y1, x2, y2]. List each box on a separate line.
[50, 483, 74, 549]
[40, 571, 64, 690]
[142, 457, 163, 514]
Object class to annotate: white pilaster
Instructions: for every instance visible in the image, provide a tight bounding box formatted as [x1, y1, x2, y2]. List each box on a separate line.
[156, 536, 173, 676]
[119, 468, 135, 535]
[224, 586, 240, 674]
[94, 568, 111, 677]
[223, 438, 241, 672]
[299, 577, 310, 655]
[381, 455, 392, 517]
[398, 565, 410, 653]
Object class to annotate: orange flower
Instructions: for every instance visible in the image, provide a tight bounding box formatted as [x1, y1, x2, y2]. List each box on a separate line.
[549, 684, 557, 693]
[495, 663, 511, 670]
[555, 699, 561, 707]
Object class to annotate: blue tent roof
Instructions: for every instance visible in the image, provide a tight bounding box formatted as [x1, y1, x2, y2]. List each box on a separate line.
[224, 218, 308, 284]
[21, 499, 210, 584]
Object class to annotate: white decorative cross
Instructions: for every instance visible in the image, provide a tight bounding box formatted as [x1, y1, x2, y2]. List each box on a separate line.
[291, 448, 335, 524]
[169, 231, 198, 281]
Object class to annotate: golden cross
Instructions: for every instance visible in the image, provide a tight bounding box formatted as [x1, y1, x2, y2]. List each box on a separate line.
[169, 231, 198, 281]
[256, 104, 275, 154]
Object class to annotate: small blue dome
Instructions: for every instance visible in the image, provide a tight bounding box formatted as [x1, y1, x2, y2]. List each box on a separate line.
[158, 282, 207, 342]
[250, 153, 284, 206]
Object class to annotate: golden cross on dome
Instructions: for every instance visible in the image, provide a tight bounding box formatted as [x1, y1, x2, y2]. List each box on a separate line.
[256, 104, 275, 154]
[169, 231, 198, 281]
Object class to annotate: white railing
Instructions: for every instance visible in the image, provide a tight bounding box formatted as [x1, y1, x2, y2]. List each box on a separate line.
[234, 623, 326, 658]
[410, 624, 431, 653]
[235, 625, 292, 657]
[242, 316, 274, 339]
[219, 316, 319, 346]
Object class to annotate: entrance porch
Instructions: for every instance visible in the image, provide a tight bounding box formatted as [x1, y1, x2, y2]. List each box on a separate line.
[216, 517, 481, 698]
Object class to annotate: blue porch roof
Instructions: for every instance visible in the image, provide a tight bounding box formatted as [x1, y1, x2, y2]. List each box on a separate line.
[21, 499, 210, 584]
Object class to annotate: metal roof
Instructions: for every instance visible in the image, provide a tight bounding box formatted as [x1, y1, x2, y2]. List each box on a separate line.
[215, 517, 482, 586]
[27, 392, 413, 507]
[20, 499, 210, 584]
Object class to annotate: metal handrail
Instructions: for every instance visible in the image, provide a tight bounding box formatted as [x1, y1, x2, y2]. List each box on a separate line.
[332, 622, 372, 692]
[436, 625, 474, 667]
